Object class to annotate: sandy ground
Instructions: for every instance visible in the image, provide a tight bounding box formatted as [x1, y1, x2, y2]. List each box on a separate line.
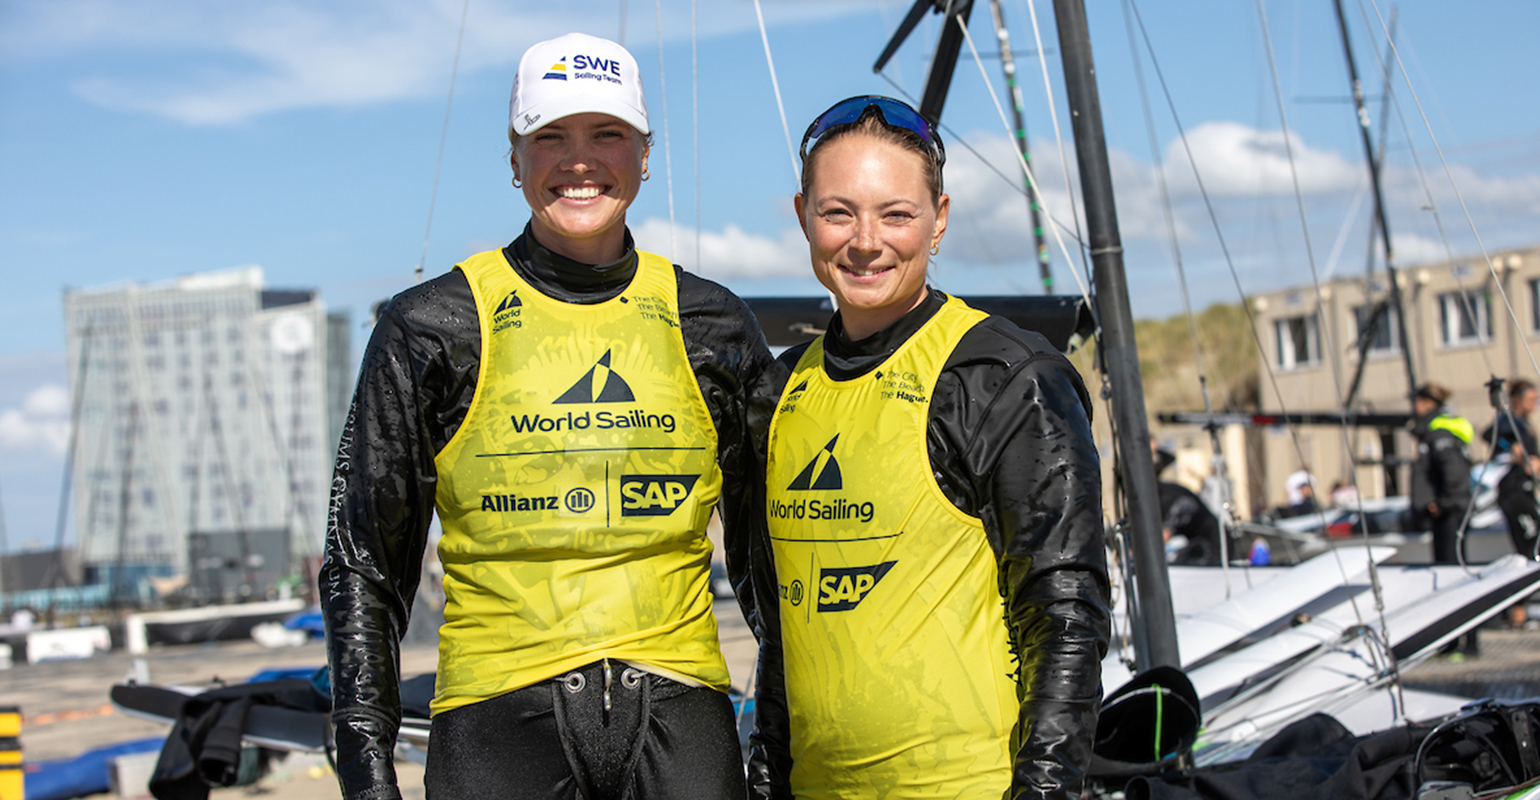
[3, 597, 758, 799]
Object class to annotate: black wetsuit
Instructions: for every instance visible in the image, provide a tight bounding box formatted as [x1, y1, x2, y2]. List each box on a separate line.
[1159, 481, 1223, 565]
[738, 288, 1112, 800]
[1410, 411, 1474, 565]
[1484, 413, 1540, 559]
[319, 225, 771, 800]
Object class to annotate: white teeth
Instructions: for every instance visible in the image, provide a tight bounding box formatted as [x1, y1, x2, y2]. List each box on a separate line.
[558, 186, 601, 199]
[848, 266, 887, 276]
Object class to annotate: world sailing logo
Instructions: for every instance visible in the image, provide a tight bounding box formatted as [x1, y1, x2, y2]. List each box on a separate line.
[772, 433, 875, 523]
[492, 291, 522, 333]
[553, 349, 635, 404]
[543, 58, 568, 81]
[787, 434, 842, 491]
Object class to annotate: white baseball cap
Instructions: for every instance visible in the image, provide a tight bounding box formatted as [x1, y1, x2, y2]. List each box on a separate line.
[509, 32, 649, 138]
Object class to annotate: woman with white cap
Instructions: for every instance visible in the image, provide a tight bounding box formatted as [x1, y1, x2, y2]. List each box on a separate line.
[321, 32, 767, 800]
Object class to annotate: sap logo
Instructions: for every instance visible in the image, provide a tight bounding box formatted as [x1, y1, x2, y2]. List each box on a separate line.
[816, 562, 896, 612]
[571, 54, 622, 76]
[620, 474, 699, 516]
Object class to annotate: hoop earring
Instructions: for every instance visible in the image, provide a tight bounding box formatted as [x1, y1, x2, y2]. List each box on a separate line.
[641, 168, 650, 182]
[512, 176, 522, 188]
[930, 245, 939, 256]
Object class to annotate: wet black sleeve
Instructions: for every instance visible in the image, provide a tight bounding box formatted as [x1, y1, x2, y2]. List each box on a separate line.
[743, 345, 803, 800]
[676, 269, 775, 632]
[930, 318, 1111, 800]
[319, 271, 479, 800]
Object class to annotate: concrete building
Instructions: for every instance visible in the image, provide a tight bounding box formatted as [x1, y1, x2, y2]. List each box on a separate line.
[1246, 246, 1539, 510]
[63, 267, 351, 598]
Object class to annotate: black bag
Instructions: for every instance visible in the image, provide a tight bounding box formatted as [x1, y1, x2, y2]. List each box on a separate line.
[1415, 699, 1540, 795]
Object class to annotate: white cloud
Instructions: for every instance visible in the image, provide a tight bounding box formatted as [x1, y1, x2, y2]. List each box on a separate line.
[0, 384, 71, 456]
[4, 0, 883, 125]
[1164, 121, 1359, 197]
[631, 218, 810, 280]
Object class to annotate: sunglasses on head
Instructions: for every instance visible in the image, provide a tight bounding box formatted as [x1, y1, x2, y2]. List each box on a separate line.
[798, 95, 946, 167]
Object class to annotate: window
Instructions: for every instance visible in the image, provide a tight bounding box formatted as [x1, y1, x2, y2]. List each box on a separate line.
[1352, 303, 1401, 354]
[1438, 290, 1492, 345]
[1275, 314, 1321, 369]
[1530, 279, 1540, 331]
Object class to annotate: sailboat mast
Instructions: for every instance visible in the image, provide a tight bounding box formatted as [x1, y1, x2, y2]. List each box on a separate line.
[1333, 0, 1417, 403]
[987, 0, 1054, 294]
[1051, 0, 1179, 670]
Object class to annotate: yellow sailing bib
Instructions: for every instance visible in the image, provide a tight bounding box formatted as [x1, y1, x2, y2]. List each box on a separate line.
[432, 248, 728, 714]
[766, 297, 1015, 799]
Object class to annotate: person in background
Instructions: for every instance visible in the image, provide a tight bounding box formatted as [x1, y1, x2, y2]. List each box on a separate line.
[1483, 378, 1539, 626]
[743, 95, 1109, 799]
[1485, 378, 1540, 560]
[1160, 480, 1223, 566]
[1411, 382, 1474, 566]
[1154, 441, 1223, 565]
[1282, 468, 1318, 517]
[320, 32, 769, 800]
[1412, 383, 1478, 656]
[1329, 479, 1360, 509]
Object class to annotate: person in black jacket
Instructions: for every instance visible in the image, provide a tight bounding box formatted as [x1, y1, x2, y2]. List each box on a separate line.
[740, 96, 1109, 799]
[319, 33, 769, 800]
[1410, 383, 1474, 565]
[1484, 378, 1540, 563]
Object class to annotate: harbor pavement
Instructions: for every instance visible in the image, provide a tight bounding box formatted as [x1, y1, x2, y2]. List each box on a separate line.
[7, 597, 1536, 798]
[2, 596, 759, 799]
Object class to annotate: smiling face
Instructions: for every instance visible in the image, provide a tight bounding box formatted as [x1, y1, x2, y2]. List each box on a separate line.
[512, 112, 648, 264]
[795, 133, 947, 341]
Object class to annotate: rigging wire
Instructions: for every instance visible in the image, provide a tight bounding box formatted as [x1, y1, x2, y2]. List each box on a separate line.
[1252, 0, 1402, 685]
[653, 0, 679, 258]
[1123, 0, 1378, 642]
[1356, 0, 1540, 568]
[1117, 0, 1236, 596]
[752, 0, 800, 189]
[1363, 0, 1540, 381]
[955, 15, 1093, 308]
[414, 0, 471, 284]
[1022, 0, 1091, 285]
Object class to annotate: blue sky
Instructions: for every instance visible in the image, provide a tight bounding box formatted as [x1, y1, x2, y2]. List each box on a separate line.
[2, 0, 1538, 550]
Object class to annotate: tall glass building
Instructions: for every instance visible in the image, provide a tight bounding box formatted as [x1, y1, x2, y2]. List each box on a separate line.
[63, 267, 351, 599]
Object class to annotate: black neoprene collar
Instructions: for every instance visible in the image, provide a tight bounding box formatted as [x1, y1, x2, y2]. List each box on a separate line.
[504, 222, 638, 305]
[822, 288, 946, 381]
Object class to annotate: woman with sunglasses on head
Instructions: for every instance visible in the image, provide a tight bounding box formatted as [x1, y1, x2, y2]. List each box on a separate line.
[739, 96, 1110, 799]
[320, 32, 769, 800]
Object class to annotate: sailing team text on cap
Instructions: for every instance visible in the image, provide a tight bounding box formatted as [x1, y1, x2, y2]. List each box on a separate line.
[509, 32, 650, 138]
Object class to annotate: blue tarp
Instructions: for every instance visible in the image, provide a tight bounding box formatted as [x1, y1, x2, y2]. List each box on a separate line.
[25, 736, 163, 800]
